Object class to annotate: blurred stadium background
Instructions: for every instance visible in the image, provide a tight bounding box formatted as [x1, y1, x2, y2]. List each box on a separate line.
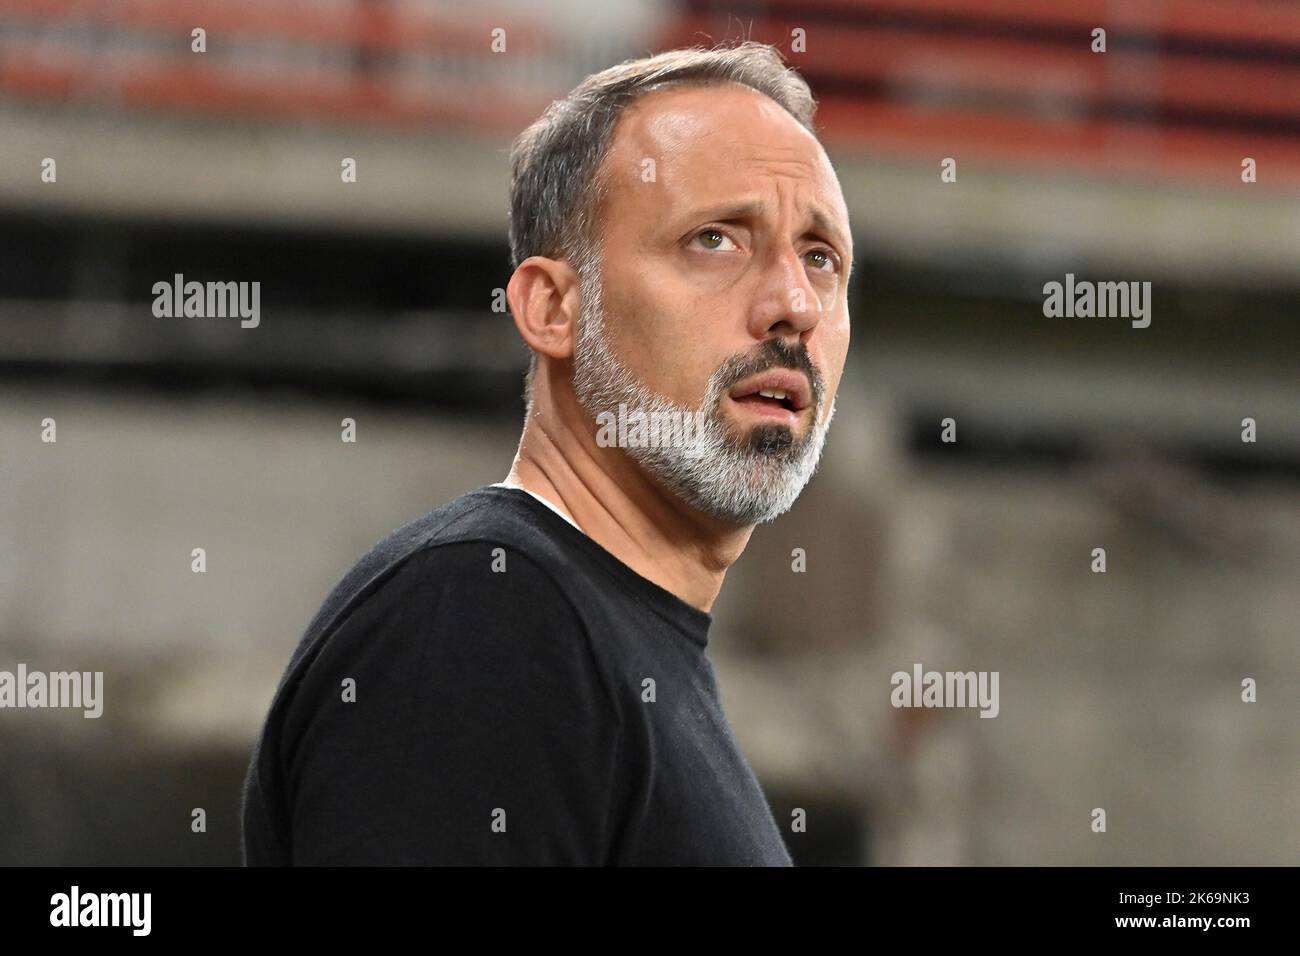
[1, 0, 1298, 865]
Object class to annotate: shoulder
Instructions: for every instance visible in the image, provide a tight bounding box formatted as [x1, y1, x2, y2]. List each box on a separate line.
[300, 487, 593, 651]
[271, 498, 629, 864]
[277, 496, 623, 765]
[304, 488, 614, 700]
[360, 537, 588, 642]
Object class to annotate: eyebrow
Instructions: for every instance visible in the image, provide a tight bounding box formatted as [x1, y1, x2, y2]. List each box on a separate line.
[686, 199, 853, 262]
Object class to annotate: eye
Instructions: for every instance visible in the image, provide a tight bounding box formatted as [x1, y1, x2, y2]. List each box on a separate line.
[805, 248, 837, 272]
[693, 228, 737, 252]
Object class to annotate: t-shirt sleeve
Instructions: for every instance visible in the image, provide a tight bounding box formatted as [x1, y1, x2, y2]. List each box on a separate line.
[279, 542, 624, 865]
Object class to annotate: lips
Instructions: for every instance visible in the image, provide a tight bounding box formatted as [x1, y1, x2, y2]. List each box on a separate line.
[726, 368, 812, 415]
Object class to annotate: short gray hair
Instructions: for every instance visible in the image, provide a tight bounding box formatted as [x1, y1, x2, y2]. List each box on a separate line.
[506, 41, 818, 406]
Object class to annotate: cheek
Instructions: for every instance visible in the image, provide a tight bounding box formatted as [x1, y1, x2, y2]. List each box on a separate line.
[600, 283, 711, 402]
[606, 264, 682, 338]
[820, 310, 850, 360]
[819, 315, 851, 395]
[599, 278, 655, 352]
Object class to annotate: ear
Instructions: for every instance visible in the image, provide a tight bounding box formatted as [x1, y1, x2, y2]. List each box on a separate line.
[506, 256, 581, 362]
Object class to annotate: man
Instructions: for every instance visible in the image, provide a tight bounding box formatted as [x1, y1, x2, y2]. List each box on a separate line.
[242, 40, 853, 865]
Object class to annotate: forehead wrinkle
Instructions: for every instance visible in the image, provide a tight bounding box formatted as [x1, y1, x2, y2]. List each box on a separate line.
[769, 177, 853, 257]
[738, 161, 818, 186]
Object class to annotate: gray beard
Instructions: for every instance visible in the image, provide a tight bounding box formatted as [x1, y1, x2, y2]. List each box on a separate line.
[570, 258, 836, 525]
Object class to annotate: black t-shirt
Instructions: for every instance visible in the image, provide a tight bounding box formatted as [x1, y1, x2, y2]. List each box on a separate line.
[241, 484, 793, 865]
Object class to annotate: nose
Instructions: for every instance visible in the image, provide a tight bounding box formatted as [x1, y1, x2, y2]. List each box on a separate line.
[747, 242, 824, 345]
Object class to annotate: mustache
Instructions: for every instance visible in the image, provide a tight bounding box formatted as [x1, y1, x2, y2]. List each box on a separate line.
[712, 338, 825, 410]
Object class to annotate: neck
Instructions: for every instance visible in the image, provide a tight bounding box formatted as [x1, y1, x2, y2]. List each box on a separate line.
[504, 384, 753, 614]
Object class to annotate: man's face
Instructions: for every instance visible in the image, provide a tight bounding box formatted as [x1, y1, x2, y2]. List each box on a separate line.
[571, 81, 853, 524]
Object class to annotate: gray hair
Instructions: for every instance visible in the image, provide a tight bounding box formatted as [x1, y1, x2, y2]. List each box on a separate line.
[506, 41, 818, 407]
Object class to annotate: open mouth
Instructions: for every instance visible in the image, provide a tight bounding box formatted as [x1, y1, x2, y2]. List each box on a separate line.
[731, 389, 798, 414]
[726, 369, 812, 421]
